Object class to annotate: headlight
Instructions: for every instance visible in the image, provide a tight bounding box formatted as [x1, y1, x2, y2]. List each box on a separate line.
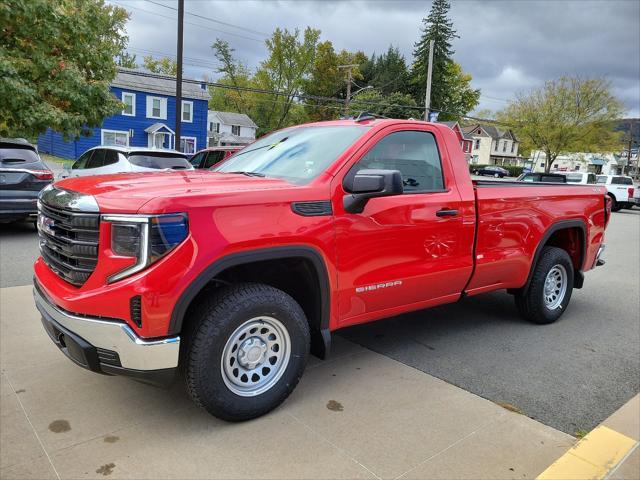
[104, 213, 189, 283]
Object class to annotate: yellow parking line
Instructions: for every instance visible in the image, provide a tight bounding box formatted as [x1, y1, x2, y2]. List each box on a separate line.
[537, 425, 639, 480]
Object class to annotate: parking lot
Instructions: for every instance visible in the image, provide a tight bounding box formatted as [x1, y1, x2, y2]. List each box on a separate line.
[1, 207, 638, 479]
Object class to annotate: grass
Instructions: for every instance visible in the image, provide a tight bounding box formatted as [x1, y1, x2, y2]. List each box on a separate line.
[575, 429, 589, 439]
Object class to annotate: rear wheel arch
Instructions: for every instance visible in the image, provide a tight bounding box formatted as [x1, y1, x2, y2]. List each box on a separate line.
[170, 246, 331, 358]
[522, 220, 586, 292]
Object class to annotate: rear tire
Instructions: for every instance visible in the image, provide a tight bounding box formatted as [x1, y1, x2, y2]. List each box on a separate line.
[515, 246, 574, 324]
[609, 194, 621, 212]
[184, 283, 310, 421]
[494, 173, 500, 178]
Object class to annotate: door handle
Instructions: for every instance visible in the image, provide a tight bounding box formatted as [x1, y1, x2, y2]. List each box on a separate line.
[436, 208, 459, 217]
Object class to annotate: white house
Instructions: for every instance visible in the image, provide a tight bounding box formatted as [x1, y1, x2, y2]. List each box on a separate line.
[462, 124, 521, 166]
[531, 150, 625, 174]
[207, 111, 258, 147]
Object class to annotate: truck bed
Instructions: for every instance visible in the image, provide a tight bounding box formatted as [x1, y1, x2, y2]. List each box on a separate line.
[465, 180, 607, 295]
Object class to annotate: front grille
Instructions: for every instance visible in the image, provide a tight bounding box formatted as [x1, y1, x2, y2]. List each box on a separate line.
[38, 202, 100, 286]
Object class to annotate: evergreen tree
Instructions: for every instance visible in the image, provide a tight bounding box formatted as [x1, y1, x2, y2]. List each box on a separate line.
[410, 0, 479, 120]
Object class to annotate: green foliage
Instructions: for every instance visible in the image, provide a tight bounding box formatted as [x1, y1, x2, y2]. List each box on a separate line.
[410, 0, 479, 120]
[350, 90, 419, 119]
[365, 46, 410, 96]
[0, 0, 129, 139]
[498, 76, 625, 172]
[116, 52, 138, 69]
[142, 56, 177, 76]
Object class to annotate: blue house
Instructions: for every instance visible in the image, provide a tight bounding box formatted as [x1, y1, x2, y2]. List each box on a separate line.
[38, 68, 210, 159]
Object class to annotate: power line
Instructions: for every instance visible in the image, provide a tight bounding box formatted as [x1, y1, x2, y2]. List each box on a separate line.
[110, 1, 264, 43]
[144, 0, 269, 37]
[119, 69, 516, 127]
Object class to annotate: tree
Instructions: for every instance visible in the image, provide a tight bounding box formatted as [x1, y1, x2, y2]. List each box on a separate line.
[410, 0, 479, 120]
[498, 76, 625, 172]
[252, 27, 320, 133]
[142, 56, 177, 76]
[349, 89, 419, 119]
[303, 40, 343, 121]
[368, 45, 410, 96]
[0, 0, 128, 139]
[210, 39, 256, 114]
[116, 52, 138, 69]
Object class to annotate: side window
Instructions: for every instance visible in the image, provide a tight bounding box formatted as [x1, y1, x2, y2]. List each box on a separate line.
[204, 151, 225, 168]
[190, 152, 206, 168]
[103, 150, 119, 167]
[587, 174, 596, 184]
[72, 151, 92, 170]
[353, 130, 444, 193]
[86, 149, 105, 169]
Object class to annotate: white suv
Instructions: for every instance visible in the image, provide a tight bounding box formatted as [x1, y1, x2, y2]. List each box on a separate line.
[596, 174, 635, 211]
[562, 172, 597, 184]
[62, 146, 193, 178]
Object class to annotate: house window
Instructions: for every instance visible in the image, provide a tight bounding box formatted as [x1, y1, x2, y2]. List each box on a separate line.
[511, 142, 515, 153]
[101, 129, 129, 147]
[231, 125, 241, 136]
[540, 162, 545, 167]
[181, 100, 193, 123]
[212, 122, 220, 133]
[146, 96, 167, 119]
[122, 92, 135, 116]
[502, 141, 507, 152]
[474, 139, 480, 149]
[180, 136, 197, 154]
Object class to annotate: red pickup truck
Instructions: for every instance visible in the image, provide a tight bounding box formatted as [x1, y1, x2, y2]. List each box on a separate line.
[33, 119, 609, 421]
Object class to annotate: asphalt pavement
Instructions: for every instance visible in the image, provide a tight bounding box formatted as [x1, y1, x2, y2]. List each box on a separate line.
[343, 209, 640, 434]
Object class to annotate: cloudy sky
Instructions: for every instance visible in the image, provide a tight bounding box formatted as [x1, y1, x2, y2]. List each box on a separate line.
[111, 0, 640, 117]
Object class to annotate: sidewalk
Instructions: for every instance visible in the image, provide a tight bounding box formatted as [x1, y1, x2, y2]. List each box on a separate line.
[0, 284, 621, 479]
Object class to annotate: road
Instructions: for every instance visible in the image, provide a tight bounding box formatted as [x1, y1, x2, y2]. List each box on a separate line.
[0, 191, 637, 434]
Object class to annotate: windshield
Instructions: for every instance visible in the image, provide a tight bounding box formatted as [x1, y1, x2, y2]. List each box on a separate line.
[128, 152, 191, 170]
[213, 125, 370, 184]
[596, 175, 607, 184]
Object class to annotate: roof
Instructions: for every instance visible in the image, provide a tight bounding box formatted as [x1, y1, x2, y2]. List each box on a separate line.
[210, 111, 258, 128]
[112, 68, 210, 100]
[462, 124, 517, 142]
[85, 145, 185, 156]
[145, 123, 175, 134]
[437, 121, 458, 129]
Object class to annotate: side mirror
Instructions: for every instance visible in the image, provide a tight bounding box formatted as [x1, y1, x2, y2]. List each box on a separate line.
[343, 169, 403, 214]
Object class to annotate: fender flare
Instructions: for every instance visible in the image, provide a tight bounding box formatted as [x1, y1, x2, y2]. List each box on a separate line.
[169, 245, 332, 356]
[522, 219, 587, 292]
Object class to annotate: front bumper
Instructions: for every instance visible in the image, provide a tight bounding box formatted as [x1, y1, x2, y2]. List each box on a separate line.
[34, 282, 180, 384]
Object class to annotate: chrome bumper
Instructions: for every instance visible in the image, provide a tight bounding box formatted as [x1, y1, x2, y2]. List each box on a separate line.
[33, 285, 180, 371]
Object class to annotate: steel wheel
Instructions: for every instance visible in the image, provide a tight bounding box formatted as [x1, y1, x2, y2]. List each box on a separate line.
[221, 316, 291, 397]
[543, 264, 567, 310]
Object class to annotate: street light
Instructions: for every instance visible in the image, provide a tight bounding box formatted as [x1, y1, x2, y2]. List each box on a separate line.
[346, 85, 373, 117]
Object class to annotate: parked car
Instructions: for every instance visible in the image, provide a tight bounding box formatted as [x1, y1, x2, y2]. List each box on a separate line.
[34, 119, 609, 421]
[62, 146, 193, 178]
[0, 139, 53, 223]
[517, 172, 567, 183]
[473, 165, 509, 178]
[190, 146, 244, 169]
[596, 174, 635, 211]
[561, 172, 597, 184]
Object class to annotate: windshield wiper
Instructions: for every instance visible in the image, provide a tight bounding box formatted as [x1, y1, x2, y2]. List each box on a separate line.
[227, 171, 266, 177]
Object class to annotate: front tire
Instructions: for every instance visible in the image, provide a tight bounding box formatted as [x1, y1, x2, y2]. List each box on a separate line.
[184, 283, 310, 421]
[494, 173, 500, 178]
[515, 246, 574, 324]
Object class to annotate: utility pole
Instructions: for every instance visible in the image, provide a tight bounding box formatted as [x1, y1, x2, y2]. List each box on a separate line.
[424, 39, 434, 121]
[174, 0, 184, 151]
[338, 64, 358, 117]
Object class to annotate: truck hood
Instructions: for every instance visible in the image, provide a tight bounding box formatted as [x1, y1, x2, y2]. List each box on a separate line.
[55, 171, 295, 213]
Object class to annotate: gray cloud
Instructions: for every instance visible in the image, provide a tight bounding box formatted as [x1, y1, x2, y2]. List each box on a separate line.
[117, 0, 640, 116]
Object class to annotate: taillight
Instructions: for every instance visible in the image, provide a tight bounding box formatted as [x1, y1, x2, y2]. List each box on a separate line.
[628, 187, 634, 199]
[28, 169, 54, 180]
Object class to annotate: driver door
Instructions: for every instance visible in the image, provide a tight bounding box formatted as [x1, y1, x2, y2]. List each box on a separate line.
[332, 126, 474, 327]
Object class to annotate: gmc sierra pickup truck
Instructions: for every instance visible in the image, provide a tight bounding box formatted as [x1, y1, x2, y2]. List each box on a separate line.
[33, 119, 610, 421]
